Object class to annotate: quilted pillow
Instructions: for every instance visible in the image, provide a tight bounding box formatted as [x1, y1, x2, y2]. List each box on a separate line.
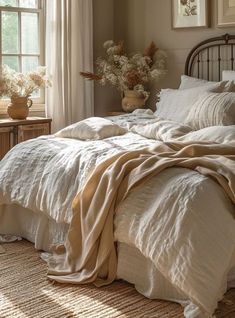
[55, 117, 126, 140]
[185, 92, 235, 129]
[154, 81, 227, 124]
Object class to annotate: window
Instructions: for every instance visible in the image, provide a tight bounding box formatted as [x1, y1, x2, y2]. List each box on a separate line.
[0, 0, 45, 112]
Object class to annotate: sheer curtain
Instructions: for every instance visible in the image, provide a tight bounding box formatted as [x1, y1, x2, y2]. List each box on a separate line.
[46, 0, 94, 132]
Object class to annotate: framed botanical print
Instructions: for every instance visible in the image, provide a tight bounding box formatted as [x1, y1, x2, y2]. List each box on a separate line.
[217, 0, 235, 27]
[172, 0, 209, 29]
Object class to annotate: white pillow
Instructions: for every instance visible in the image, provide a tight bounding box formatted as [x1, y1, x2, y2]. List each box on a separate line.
[185, 92, 235, 129]
[222, 70, 235, 81]
[176, 125, 235, 144]
[179, 75, 234, 92]
[179, 75, 216, 90]
[154, 81, 226, 124]
[55, 117, 126, 140]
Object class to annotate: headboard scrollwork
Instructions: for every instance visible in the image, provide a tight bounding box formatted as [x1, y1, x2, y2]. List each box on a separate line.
[185, 34, 235, 81]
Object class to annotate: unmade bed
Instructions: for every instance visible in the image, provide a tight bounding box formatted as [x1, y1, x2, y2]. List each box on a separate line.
[0, 34, 235, 318]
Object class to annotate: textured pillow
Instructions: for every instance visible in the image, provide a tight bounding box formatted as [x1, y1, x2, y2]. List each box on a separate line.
[185, 92, 235, 129]
[176, 125, 235, 144]
[154, 81, 226, 124]
[55, 117, 126, 140]
[179, 75, 234, 92]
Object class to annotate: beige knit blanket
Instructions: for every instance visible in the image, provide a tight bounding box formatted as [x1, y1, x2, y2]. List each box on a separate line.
[47, 142, 235, 287]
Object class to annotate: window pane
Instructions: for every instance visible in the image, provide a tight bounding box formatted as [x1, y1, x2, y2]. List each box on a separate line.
[2, 11, 19, 54]
[0, 0, 38, 7]
[2, 56, 19, 71]
[22, 12, 39, 54]
[0, 0, 17, 7]
[22, 56, 38, 73]
[19, 0, 38, 8]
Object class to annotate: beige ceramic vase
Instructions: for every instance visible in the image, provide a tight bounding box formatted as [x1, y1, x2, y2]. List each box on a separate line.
[122, 90, 148, 112]
[7, 96, 33, 120]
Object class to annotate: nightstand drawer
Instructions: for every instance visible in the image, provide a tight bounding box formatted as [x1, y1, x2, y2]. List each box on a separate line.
[0, 117, 52, 160]
[18, 123, 50, 143]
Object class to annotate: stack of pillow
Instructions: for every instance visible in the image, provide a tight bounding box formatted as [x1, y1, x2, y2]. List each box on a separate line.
[155, 73, 235, 130]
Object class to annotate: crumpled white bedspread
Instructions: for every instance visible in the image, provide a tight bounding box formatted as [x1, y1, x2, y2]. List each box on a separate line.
[0, 112, 234, 318]
[0, 121, 157, 223]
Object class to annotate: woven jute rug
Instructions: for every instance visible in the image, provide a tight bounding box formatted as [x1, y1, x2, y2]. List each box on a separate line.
[0, 240, 234, 318]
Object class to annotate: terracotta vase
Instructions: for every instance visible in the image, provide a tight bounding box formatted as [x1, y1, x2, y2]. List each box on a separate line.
[122, 90, 148, 113]
[7, 96, 33, 120]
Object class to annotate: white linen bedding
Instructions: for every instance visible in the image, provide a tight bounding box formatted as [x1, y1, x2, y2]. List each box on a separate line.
[0, 130, 157, 224]
[0, 113, 189, 224]
[0, 113, 234, 318]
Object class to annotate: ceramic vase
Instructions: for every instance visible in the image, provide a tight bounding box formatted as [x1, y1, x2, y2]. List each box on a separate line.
[122, 90, 148, 112]
[7, 96, 33, 120]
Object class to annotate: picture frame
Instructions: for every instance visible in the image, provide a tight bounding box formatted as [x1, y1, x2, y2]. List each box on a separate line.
[172, 0, 209, 29]
[217, 0, 235, 27]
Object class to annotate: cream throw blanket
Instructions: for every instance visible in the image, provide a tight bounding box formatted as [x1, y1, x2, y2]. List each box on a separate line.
[47, 142, 235, 287]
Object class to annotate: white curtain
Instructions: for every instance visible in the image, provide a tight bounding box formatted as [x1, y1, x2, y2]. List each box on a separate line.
[46, 0, 94, 133]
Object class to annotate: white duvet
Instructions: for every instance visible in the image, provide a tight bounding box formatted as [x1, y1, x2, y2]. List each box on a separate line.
[0, 112, 235, 318]
[0, 131, 157, 223]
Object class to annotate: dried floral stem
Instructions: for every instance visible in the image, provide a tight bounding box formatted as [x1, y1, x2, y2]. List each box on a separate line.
[80, 72, 102, 81]
[144, 41, 158, 61]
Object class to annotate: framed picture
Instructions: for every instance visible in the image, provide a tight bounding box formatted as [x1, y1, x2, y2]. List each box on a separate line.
[217, 0, 235, 27]
[172, 0, 209, 29]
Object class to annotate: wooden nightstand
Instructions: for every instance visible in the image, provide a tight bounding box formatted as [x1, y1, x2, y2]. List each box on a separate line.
[0, 117, 52, 160]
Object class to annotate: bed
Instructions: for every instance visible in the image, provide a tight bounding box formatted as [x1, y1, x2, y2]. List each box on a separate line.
[0, 34, 235, 318]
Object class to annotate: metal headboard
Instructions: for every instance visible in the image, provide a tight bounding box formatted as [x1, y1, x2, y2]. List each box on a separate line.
[185, 34, 235, 81]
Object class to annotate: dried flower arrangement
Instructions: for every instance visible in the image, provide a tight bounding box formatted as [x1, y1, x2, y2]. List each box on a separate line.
[80, 40, 167, 99]
[0, 65, 52, 98]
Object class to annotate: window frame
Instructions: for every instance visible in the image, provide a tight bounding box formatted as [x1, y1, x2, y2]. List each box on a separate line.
[0, 0, 45, 114]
